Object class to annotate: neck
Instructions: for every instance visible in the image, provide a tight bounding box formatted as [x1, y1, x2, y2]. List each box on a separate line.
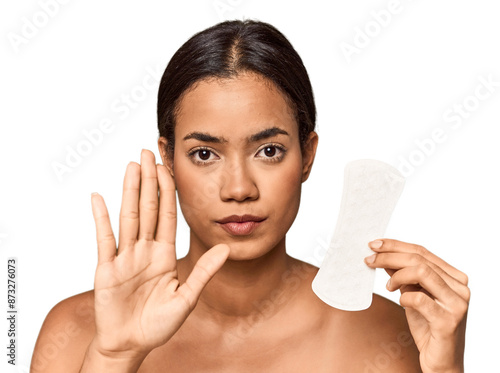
[177, 232, 297, 327]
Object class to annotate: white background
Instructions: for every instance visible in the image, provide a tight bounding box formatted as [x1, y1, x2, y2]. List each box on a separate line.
[1, 0, 499, 371]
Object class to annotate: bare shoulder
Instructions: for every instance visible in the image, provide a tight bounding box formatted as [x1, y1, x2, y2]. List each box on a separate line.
[31, 290, 96, 373]
[289, 258, 422, 371]
[340, 294, 423, 372]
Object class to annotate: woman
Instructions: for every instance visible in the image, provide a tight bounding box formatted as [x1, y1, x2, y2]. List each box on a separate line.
[31, 19, 469, 372]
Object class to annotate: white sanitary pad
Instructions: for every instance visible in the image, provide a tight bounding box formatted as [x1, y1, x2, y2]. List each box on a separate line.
[311, 159, 406, 311]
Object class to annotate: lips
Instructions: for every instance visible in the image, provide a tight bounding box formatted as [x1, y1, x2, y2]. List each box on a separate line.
[215, 214, 266, 236]
[216, 214, 265, 224]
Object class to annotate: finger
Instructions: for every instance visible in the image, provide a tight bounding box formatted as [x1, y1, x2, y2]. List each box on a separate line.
[400, 284, 431, 297]
[366, 252, 470, 301]
[118, 162, 141, 253]
[387, 264, 462, 306]
[91, 193, 116, 264]
[138, 149, 159, 241]
[369, 238, 469, 286]
[155, 163, 176, 246]
[384, 268, 396, 277]
[399, 291, 444, 324]
[177, 244, 230, 309]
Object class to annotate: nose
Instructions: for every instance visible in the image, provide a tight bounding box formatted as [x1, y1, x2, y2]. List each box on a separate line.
[219, 159, 259, 202]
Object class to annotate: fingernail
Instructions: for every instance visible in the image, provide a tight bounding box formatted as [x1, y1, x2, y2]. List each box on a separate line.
[91, 192, 98, 196]
[369, 240, 383, 249]
[386, 278, 391, 290]
[365, 254, 376, 264]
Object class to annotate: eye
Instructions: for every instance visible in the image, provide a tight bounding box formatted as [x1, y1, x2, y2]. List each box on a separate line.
[256, 144, 286, 161]
[188, 147, 219, 164]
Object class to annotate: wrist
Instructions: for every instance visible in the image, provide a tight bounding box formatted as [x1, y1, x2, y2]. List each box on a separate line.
[79, 339, 149, 373]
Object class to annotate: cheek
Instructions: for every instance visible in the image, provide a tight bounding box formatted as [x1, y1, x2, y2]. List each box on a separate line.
[173, 159, 217, 224]
[262, 157, 303, 219]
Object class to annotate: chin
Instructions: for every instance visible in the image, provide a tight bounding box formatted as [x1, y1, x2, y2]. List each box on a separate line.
[225, 246, 269, 261]
[223, 236, 285, 262]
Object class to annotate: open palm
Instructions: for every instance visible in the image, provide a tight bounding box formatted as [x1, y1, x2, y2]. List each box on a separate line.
[90, 149, 229, 358]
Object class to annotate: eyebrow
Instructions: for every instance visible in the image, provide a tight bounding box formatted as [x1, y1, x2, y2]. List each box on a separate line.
[183, 126, 289, 144]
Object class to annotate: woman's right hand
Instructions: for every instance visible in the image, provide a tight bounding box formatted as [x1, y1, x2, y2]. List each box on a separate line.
[88, 149, 230, 362]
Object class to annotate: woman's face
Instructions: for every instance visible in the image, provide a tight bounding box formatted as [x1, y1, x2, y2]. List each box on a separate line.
[159, 72, 317, 260]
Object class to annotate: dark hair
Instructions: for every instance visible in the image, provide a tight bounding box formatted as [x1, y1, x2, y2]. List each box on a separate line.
[157, 19, 316, 160]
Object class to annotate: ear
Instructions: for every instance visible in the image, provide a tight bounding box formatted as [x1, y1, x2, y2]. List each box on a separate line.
[301, 131, 318, 183]
[157, 136, 175, 178]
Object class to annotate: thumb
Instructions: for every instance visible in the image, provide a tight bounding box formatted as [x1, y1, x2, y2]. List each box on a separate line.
[178, 244, 230, 309]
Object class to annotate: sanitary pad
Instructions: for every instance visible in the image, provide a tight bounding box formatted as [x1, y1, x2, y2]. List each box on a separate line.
[311, 159, 406, 311]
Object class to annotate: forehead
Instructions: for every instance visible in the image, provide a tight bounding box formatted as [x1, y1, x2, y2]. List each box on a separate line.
[175, 73, 297, 139]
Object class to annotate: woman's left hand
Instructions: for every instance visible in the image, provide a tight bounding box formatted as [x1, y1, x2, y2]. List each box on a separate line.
[364, 239, 470, 373]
